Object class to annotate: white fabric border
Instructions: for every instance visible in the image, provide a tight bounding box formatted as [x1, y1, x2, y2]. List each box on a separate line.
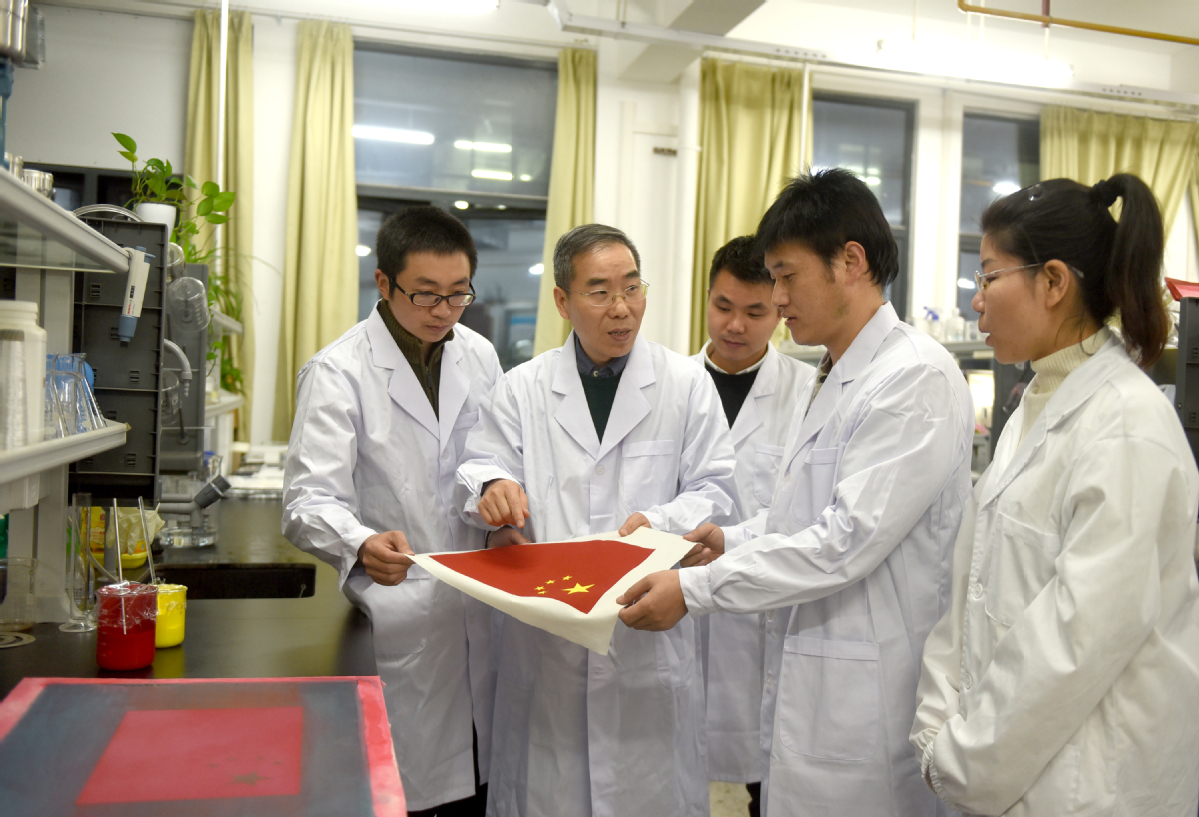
[409, 527, 693, 654]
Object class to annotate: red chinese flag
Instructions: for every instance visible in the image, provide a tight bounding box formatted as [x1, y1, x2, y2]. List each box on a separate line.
[428, 540, 653, 614]
[76, 706, 304, 804]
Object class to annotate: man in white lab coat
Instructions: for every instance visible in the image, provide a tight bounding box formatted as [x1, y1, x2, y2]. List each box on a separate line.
[692, 236, 813, 816]
[282, 206, 501, 816]
[454, 223, 739, 817]
[620, 169, 974, 817]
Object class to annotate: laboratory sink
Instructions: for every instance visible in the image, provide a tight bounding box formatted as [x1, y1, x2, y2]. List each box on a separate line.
[154, 562, 316, 599]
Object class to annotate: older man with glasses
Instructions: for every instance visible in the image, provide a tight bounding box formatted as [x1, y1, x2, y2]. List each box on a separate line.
[454, 223, 740, 817]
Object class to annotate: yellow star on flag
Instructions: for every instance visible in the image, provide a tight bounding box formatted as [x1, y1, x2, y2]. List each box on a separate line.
[545, 579, 555, 584]
[564, 582, 594, 595]
[563, 575, 572, 581]
[536, 586, 544, 592]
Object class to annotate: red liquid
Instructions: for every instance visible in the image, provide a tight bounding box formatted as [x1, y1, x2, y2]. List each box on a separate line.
[96, 583, 158, 671]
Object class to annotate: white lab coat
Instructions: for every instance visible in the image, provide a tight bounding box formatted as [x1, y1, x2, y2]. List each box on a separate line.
[679, 303, 974, 817]
[691, 342, 814, 783]
[455, 332, 740, 817]
[911, 336, 1199, 817]
[282, 309, 502, 812]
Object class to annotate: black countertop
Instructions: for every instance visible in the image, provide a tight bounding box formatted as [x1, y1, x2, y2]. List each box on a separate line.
[0, 499, 375, 700]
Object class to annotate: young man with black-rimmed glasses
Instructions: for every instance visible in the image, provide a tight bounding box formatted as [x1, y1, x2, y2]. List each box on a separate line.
[284, 205, 501, 816]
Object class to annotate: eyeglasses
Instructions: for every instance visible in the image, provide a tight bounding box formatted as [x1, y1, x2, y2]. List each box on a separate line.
[973, 263, 1084, 293]
[573, 281, 650, 307]
[394, 284, 476, 308]
[973, 264, 1041, 292]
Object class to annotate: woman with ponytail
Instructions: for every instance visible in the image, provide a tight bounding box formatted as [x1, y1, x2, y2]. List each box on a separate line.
[912, 174, 1199, 816]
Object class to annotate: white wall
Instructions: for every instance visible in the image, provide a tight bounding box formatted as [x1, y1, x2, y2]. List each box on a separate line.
[7, 5, 189, 169]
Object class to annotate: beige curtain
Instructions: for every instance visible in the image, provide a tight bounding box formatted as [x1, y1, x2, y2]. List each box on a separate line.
[272, 21, 358, 440]
[1041, 106, 1199, 232]
[690, 58, 812, 354]
[532, 47, 597, 355]
[185, 9, 254, 440]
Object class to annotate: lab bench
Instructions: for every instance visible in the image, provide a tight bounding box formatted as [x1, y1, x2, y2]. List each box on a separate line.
[0, 499, 375, 699]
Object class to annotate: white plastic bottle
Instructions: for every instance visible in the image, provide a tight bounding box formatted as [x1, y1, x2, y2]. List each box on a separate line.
[0, 300, 47, 446]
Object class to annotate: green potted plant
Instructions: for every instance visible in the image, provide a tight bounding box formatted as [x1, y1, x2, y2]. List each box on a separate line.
[113, 132, 244, 395]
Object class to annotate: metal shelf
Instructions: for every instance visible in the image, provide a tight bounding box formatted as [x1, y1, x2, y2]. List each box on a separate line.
[0, 420, 128, 487]
[0, 168, 131, 274]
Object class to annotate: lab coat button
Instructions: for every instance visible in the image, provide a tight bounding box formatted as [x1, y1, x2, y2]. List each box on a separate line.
[596, 465, 605, 475]
[962, 672, 973, 689]
[766, 610, 774, 622]
[970, 583, 984, 599]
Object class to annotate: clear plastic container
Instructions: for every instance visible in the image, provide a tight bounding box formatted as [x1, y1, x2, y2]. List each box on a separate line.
[0, 301, 45, 447]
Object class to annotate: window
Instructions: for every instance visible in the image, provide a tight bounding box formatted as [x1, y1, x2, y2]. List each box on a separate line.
[957, 114, 1039, 319]
[812, 95, 915, 319]
[353, 45, 557, 367]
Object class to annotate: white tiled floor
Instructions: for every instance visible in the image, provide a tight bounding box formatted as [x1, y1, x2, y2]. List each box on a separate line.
[710, 782, 751, 817]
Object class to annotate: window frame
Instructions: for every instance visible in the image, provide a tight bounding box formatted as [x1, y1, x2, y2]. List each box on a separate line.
[811, 91, 917, 321]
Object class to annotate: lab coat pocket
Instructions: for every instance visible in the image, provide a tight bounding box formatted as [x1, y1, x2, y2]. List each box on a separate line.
[360, 575, 432, 656]
[654, 615, 697, 689]
[620, 439, 677, 511]
[984, 512, 1062, 627]
[753, 444, 786, 505]
[777, 635, 880, 761]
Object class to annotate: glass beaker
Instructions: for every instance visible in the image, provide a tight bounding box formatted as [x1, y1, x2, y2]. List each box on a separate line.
[0, 557, 37, 631]
[95, 582, 157, 670]
[61, 495, 97, 632]
[51, 354, 105, 435]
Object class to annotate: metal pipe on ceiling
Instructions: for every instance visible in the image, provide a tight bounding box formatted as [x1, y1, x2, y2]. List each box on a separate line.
[957, 0, 1199, 47]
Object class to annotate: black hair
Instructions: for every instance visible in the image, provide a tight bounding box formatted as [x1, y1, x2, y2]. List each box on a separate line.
[980, 174, 1167, 366]
[709, 235, 770, 288]
[754, 167, 899, 288]
[376, 205, 478, 293]
[552, 224, 641, 290]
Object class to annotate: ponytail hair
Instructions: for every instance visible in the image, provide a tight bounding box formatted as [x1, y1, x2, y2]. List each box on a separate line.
[980, 173, 1168, 366]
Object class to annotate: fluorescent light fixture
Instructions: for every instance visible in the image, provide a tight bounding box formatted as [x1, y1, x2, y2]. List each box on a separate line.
[454, 140, 512, 153]
[454, 200, 469, 210]
[352, 125, 435, 145]
[519, 174, 533, 182]
[358, 0, 497, 12]
[864, 176, 881, 187]
[356, 245, 372, 257]
[472, 169, 513, 181]
[874, 39, 1073, 89]
[958, 277, 976, 289]
[497, 205, 507, 210]
[992, 181, 1020, 196]
[529, 263, 544, 276]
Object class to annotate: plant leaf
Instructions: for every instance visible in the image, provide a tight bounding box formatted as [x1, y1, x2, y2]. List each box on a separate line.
[148, 177, 167, 198]
[184, 175, 198, 189]
[201, 181, 220, 197]
[119, 150, 137, 163]
[197, 198, 213, 216]
[211, 191, 236, 211]
[205, 213, 229, 225]
[113, 133, 137, 153]
[145, 158, 165, 172]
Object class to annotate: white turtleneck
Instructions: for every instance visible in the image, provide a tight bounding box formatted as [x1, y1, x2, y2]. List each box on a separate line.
[1019, 326, 1112, 445]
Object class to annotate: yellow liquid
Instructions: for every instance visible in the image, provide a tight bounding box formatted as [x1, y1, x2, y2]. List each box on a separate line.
[154, 584, 187, 648]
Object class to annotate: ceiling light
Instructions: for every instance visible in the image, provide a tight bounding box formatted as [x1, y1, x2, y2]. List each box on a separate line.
[519, 174, 532, 182]
[355, 245, 372, 257]
[529, 263, 544, 276]
[454, 140, 512, 153]
[874, 39, 1073, 89]
[864, 176, 881, 186]
[352, 125, 434, 145]
[454, 200, 469, 210]
[958, 277, 976, 289]
[373, 0, 498, 12]
[472, 169, 513, 181]
[496, 205, 507, 210]
[992, 181, 1020, 196]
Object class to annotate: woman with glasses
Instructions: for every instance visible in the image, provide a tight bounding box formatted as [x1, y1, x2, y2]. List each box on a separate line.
[912, 174, 1199, 816]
